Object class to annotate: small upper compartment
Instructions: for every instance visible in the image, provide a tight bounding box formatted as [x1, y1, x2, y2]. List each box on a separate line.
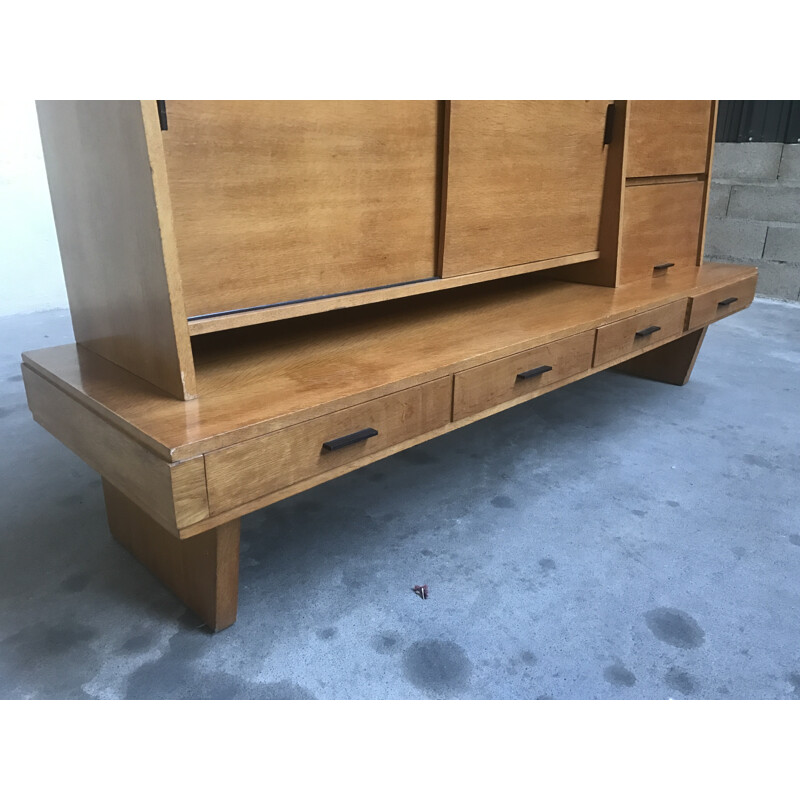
[626, 101, 714, 178]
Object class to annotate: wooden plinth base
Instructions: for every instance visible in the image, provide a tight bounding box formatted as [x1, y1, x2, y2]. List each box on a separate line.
[615, 327, 707, 386]
[103, 480, 240, 631]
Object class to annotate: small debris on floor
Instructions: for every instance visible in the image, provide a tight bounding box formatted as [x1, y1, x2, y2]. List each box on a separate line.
[412, 584, 429, 600]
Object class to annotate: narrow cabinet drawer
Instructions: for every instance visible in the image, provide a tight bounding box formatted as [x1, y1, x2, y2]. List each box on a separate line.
[453, 331, 595, 421]
[688, 275, 757, 329]
[594, 299, 688, 367]
[618, 182, 705, 284]
[205, 377, 452, 513]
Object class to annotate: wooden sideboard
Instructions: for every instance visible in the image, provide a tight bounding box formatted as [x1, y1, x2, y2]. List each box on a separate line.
[23, 101, 757, 630]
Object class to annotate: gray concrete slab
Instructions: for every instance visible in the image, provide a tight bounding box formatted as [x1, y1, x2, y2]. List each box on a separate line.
[712, 143, 783, 183]
[1, 302, 799, 700]
[728, 185, 800, 224]
[764, 225, 800, 264]
[707, 183, 731, 219]
[779, 144, 800, 184]
[705, 217, 767, 260]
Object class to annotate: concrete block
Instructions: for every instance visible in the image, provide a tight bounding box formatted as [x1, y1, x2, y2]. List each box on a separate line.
[728, 185, 800, 223]
[751, 260, 800, 301]
[707, 183, 730, 217]
[778, 144, 800, 184]
[763, 225, 800, 263]
[704, 217, 767, 260]
[712, 143, 782, 182]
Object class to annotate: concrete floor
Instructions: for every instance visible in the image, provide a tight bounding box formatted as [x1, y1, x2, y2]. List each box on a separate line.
[1, 299, 799, 700]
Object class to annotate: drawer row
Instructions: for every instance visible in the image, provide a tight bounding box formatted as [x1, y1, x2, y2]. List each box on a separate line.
[204, 277, 756, 516]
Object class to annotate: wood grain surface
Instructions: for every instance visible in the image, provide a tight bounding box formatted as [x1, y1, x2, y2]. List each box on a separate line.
[615, 327, 707, 386]
[593, 299, 688, 366]
[36, 101, 196, 399]
[441, 101, 610, 275]
[22, 263, 758, 463]
[619, 182, 706, 284]
[626, 101, 713, 178]
[23, 365, 208, 532]
[104, 480, 238, 629]
[161, 101, 441, 316]
[205, 377, 451, 513]
[453, 330, 595, 420]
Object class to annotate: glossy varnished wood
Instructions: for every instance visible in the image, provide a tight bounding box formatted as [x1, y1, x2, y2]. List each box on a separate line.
[558, 101, 628, 288]
[593, 299, 688, 366]
[21, 263, 758, 464]
[452, 330, 595, 421]
[615, 327, 707, 386]
[161, 101, 441, 317]
[687, 275, 757, 329]
[35, 101, 196, 399]
[626, 101, 714, 178]
[23, 365, 208, 533]
[441, 101, 610, 276]
[186, 250, 598, 335]
[205, 377, 451, 514]
[104, 480, 239, 630]
[176, 306, 741, 538]
[619, 182, 706, 284]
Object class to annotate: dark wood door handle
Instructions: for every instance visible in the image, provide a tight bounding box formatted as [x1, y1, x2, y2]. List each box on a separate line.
[653, 262, 674, 271]
[635, 325, 661, 338]
[322, 428, 378, 452]
[718, 297, 738, 307]
[517, 365, 553, 380]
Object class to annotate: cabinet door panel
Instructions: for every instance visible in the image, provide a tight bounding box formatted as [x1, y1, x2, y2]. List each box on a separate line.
[441, 101, 610, 277]
[627, 101, 713, 178]
[619, 182, 705, 284]
[161, 101, 440, 317]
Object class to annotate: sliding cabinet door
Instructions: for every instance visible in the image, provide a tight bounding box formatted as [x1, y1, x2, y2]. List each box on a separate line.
[441, 101, 611, 277]
[160, 101, 441, 317]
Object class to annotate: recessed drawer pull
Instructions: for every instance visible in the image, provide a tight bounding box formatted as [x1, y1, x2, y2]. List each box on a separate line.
[322, 427, 378, 452]
[516, 364, 553, 380]
[717, 296, 738, 307]
[635, 325, 661, 338]
[653, 262, 675, 271]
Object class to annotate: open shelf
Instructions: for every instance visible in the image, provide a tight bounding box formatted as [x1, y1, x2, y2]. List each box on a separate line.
[22, 262, 756, 464]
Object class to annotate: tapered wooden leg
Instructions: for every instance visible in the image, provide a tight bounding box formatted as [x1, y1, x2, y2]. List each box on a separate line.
[102, 479, 240, 631]
[614, 327, 707, 386]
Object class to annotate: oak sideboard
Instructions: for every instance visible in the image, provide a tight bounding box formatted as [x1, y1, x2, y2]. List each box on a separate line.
[23, 101, 757, 630]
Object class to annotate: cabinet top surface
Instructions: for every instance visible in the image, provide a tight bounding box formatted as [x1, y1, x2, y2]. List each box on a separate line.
[22, 263, 756, 462]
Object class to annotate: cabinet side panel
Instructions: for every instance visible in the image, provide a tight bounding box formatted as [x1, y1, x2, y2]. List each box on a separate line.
[36, 100, 195, 399]
[697, 101, 719, 265]
[556, 101, 628, 287]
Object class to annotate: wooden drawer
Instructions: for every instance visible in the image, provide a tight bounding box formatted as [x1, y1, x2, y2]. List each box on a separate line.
[594, 299, 688, 367]
[204, 377, 452, 513]
[626, 101, 713, 178]
[453, 330, 595, 421]
[619, 182, 705, 284]
[688, 275, 757, 329]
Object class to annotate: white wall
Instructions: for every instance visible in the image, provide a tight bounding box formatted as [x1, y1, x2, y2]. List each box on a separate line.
[0, 101, 68, 316]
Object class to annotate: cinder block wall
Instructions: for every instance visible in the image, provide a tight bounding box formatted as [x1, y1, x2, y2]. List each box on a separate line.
[704, 144, 800, 301]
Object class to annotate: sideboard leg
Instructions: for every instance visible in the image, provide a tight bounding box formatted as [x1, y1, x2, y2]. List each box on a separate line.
[102, 479, 240, 631]
[615, 327, 708, 386]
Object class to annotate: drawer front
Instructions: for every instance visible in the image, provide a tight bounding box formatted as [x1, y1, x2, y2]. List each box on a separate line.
[626, 101, 713, 178]
[619, 182, 705, 284]
[205, 377, 452, 513]
[594, 299, 688, 367]
[453, 330, 595, 421]
[688, 276, 757, 329]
